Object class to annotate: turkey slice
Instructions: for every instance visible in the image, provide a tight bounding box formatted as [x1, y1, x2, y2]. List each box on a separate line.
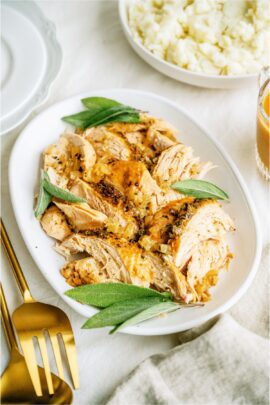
[54, 201, 107, 232]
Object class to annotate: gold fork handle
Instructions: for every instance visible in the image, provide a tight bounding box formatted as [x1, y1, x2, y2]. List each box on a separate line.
[0, 283, 18, 351]
[0, 219, 34, 303]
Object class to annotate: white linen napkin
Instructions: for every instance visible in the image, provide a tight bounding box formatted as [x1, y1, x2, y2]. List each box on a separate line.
[107, 315, 268, 405]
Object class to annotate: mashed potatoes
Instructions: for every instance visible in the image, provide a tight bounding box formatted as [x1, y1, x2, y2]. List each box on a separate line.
[129, 0, 270, 75]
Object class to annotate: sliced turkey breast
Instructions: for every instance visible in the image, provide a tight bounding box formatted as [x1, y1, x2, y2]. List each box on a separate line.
[186, 239, 233, 296]
[38, 110, 235, 304]
[43, 138, 68, 174]
[147, 117, 177, 138]
[147, 188, 185, 216]
[105, 115, 177, 160]
[61, 253, 129, 287]
[145, 118, 177, 152]
[71, 178, 125, 210]
[83, 127, 131, 160]
[152, 144, 214, 185]
[43, 138, 70, 189]
[70, 179, 138, 239]
[146, 127, 175, 152]
[172, 200, 235, 268]
[116, 242, 192, 302]
[193, 161, 216, 180]
[106, 161, 175, 211]
[61, 133, 96, 181]
[146, 198, 195, 244]
[146, 199, 235, 268]
[61, 257, 105, 287]
[104, 160, 161, 208]
[46, 167, 69, 189]
[53, 201, 107, 232]
[98, 160, 185, 216]
[146, 253, 192, 303]
[99, 120, 147, 137]
[102, 120, 154, 167]
[115, 243, 191, 302]
[57, 234, 147, 286]
[41, 206, 72, 241]
[43, 132, 96, 183]
[152, 144, 193, 185]
[115, 244, 155, 288]
[55, 233, 87, 257]
[124, 131, 144, 145]
[57, 234, 130, 283]
[57, 234, 190, 301]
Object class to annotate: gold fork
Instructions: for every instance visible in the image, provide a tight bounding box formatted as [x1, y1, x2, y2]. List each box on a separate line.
[0, 219, 79, 397]
[0, 283, 73, 404]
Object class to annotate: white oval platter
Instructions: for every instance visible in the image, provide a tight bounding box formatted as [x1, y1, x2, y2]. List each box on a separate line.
[9, 89, 262, 335]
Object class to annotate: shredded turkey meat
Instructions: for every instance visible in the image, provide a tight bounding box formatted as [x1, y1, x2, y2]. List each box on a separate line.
[37, 112, 235, 303]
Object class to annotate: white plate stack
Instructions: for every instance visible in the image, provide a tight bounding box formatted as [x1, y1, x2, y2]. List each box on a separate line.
[1, 1, 62, 135]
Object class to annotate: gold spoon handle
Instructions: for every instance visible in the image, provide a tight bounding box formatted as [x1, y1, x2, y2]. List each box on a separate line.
[0, 283, 18, 351]
[0, 219, 34, 303]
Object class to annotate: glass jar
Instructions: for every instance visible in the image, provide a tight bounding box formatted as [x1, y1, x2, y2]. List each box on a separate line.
[256, 67, 270, 181]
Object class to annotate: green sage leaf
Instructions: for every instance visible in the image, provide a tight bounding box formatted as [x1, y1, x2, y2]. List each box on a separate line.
[107, 112, 140, 124]
[65, 282, 172, 308]
[171, 179, 229, 201]
[81, 97, 121, 110]
[62, 111, 140, 129]
[43, 174, 87, 203]
[86, 106, 138, 127]
[111, 301, 180, 333]
[82, 297, 166, 329]
[34, 172, 52, 219]
[61, 110, 99, 128]
[62, 105, 140, 129]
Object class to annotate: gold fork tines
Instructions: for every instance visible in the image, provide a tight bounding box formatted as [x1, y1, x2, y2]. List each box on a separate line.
[61, 333, 80, 389]
[0, 219, 79, 396]
[0, 283, 74, 404]
[37, 334, 54, 394]
[50, 333, 65, 381]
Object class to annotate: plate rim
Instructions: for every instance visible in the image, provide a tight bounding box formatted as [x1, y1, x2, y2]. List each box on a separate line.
[118, 0, 259, 85]
[1, 0, 63, 135]
[9, 89, 262, 335]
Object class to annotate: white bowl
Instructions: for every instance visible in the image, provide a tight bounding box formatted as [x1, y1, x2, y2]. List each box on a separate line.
[9, 89, 262, 335]
[119, 0, 258, 89]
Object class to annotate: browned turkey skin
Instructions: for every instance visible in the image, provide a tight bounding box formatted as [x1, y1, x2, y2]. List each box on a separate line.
[38, 113, 234, 303]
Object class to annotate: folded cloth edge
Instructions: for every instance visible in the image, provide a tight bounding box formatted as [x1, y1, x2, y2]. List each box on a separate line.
[106, 314, 269, 405]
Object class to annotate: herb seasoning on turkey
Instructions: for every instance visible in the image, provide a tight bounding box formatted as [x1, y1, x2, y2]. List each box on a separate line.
[35, 98, 235, 304]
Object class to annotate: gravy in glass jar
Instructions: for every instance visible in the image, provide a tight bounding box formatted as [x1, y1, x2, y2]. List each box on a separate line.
[256, 68, 270, 181]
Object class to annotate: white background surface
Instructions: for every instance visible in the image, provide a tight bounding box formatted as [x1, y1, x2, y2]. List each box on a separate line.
[1, 1, 269, 404]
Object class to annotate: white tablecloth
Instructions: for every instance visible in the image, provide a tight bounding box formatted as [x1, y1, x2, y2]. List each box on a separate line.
[1, 1, 269, 404]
